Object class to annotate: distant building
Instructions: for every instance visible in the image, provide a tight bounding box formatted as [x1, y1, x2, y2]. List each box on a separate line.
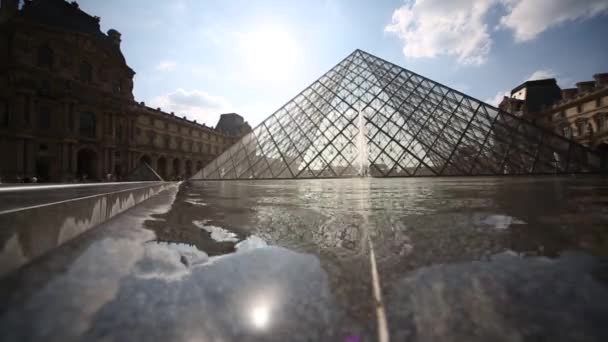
[499, 74, 608, 152]
[0, 0, 250, 182]
[499, 79, 562, 118]
[215, 113, 252, 137]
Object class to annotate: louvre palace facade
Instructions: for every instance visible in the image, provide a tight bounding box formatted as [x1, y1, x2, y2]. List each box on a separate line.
[0, 0, 249, 182]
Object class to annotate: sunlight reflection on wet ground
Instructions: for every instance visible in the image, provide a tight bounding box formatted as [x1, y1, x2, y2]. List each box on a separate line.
[1, 177, 608, 341]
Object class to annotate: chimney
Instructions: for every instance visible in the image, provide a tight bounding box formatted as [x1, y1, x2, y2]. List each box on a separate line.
[561, 88, 577, 100]
[107, 29, 122, 48]
[576, 81, 595, 94]
[594, 73, 608, 87]
[0, 0, 19, 22]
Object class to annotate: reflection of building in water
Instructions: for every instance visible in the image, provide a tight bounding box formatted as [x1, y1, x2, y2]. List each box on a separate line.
[0, 0, 251, 182]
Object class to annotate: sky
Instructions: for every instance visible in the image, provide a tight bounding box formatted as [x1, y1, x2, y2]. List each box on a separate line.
[75, 0, 608, 128]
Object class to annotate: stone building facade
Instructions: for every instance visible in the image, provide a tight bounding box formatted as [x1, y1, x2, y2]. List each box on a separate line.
[499, 74, 608, 152]
[0, 0, 248, 182]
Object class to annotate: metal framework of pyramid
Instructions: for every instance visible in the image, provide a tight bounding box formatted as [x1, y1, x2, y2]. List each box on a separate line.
[193, 50, 606, 180]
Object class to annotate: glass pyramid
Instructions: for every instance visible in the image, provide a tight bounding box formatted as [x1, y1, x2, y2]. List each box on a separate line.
[193, 50, 606, 179]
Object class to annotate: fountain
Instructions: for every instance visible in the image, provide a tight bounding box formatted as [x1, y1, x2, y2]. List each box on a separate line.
[356, 110, 369, 177]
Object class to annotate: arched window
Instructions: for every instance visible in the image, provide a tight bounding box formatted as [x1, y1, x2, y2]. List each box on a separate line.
[79, 112, 96, 138]
[37, 46, 54, 69]
[80, 61, 93, 84]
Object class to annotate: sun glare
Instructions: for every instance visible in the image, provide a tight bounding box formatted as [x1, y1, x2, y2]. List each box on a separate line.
[240, 28, 299, 82]
[250, 304, 270, 329]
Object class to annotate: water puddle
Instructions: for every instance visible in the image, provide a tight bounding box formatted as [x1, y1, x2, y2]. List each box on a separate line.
[193, 220, 239, 242]
[476, 214, 526, 230]
[185, 198, 208, 206]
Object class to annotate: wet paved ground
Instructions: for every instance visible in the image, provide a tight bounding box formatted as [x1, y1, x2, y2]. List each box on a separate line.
[1, 177, 608, 341]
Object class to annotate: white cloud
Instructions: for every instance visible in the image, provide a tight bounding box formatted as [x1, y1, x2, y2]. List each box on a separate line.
[385, 0, 497, 65]
[500, 0, 608, 42]
[386, 0, 608, 64]
[525, 69, 556, 81]
[485, 90, 510, 106]
[155, 60, 177, 72]
[150, 88, 232, 126]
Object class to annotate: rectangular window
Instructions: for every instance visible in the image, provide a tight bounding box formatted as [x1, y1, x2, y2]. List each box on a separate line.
[24, 95, 30, 124]
[117, 124, 123, 142]
[80, 62, 93, 84]
[38, 107, 51, 129]
[79, 112, 96, 138]
[599, 115, 607, 131]
[68, 104, 74, 131]
[0, 100, 8, 127]
[105, 114, 113, 135]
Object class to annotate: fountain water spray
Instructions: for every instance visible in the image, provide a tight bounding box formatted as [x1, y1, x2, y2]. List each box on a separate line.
[356, 110, 369, 177]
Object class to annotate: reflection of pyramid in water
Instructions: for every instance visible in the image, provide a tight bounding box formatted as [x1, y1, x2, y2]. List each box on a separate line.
[193, 50, 606, 179]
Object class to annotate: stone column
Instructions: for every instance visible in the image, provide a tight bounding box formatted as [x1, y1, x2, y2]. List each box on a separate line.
[94, 147, 103, 181]
[26, 95, 33, 126]
[158, 157, 167, 179]
[60, 143, 68, 180]
[70, 144, 77, 175]
[15, 139, 24, 178]
[109, 148, 115, 177]
[130, 151, 137, 171]
[101, 148, 108, 176]
[25, 139, 35, 177]
[179, 158, 186, 178]
[151, 155, 159, 172]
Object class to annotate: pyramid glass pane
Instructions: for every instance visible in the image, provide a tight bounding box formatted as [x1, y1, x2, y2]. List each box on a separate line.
[193, 50, 607, 179]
